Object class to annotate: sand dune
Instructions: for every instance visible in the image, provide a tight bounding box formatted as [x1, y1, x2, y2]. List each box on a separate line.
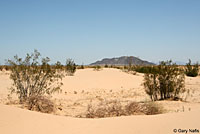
[0, 68, 200, 133]
[1, 104, 200, 134]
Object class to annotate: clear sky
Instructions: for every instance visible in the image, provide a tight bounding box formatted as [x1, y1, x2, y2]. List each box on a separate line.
[0, 0, 200, 65]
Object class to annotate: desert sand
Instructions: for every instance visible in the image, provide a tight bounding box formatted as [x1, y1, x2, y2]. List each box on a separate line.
[0, 68, 200, 134]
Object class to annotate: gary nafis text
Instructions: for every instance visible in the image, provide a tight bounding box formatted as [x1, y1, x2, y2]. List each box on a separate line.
[173, 129, 199, 133]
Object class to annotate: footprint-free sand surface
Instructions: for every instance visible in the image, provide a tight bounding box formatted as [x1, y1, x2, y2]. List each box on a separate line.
[0, 68, 200, 134]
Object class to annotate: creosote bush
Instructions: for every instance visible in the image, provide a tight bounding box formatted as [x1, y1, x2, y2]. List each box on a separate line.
[144, 61, 185, 101]
[65, 58, 76, 76]
[185, 59, 199, 77]
[85, 100, 163, 118]
[7, 50, 64, 103]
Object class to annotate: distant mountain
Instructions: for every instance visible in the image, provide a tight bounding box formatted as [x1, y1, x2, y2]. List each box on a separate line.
[90, 56, 155, 66]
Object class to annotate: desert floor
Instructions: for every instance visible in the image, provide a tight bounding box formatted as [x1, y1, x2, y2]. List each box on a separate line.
[0, 68, 200, 134]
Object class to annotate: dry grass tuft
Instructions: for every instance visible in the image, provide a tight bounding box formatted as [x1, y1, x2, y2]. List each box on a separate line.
[25, 96, 55, 113]
[86, 100, 124, 118]
[85, 100, 163, 118]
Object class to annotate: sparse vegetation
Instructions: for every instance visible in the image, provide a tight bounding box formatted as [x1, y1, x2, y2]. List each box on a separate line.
[0, 66, 3, 71]
[85, 100, 163, 118]
[93, 65, 102, 71]
[185, 59, 199, 77]
[134, 66, 155, 74]
[65, 58, 76, 76]
[143, 60, 185, 101]
[7, 50, 64, 105]
[25, 95, 55, 113]
[104, 64, 109, 68]
[0, 65, 11, 71]
[80, 64, 84, 69]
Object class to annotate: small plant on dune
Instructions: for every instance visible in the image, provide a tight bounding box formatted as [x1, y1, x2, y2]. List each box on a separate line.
[7, 50, 63, 109]
[80, 64, 84, 69]
[185, 59, 199, 77]
[0, 66, 3, 71]
[65, 58, 76, 76]
[93, 65, 101, 71]
[144, 60, 185, 101]
[104, 64, 109, 68]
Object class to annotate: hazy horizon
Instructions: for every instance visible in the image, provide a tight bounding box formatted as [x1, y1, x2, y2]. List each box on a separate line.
[0, 0, 200, 65]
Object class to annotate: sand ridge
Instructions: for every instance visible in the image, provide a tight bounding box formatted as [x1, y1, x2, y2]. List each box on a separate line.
[0, 68, 200, 133]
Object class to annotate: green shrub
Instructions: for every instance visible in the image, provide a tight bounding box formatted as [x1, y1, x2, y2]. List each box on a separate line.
[144, 61, 185, 101]
[7, 50, 63, 102]
[65, 59, 76, 76]
[185, 59, 199, 77]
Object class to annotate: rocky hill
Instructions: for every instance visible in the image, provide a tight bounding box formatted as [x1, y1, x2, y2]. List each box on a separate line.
[90, 56, 155, 66]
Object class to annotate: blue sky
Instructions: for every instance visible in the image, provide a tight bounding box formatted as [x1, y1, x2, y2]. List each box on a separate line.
[0, 0, 200, 65]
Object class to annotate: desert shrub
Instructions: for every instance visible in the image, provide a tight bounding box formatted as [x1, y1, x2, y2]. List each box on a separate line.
[104, 64, 108, 68]
[109, 65, 123, 70]
[4, 65, 10, 71]
[85, 100, 163, 118]
[125, 102, 163, 115]
[25, 95, 55, 113]
[7, 50, 63, 102]
[76, 65, 84, 69]
[80, 64, 84, 69]
[185, 59, 199, 77]
[54, 61, 64, 69]
[144, 61, 185, 101]
[65, 58, 76, 76]
[0, 66, 3, 71]
[86, 100, 124, 118]
[93, 65, 101, 71]
[123, 65, 128, 70]
[143, 102, 163, 115]
[134, 66, 156, 74]
[124, 102, 146, 115]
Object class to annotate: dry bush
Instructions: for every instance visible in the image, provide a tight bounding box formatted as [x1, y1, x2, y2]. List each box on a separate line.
[125, 102, 147, 115]
[85, 100, 163, 118]
[125, 102, 163, 115]
[93, 65, 102, 71]
[77, 65, 84, 69]
[143, 102, 164, 115]
[25, 95, 55, 113]
[86, 100, 124, 118]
